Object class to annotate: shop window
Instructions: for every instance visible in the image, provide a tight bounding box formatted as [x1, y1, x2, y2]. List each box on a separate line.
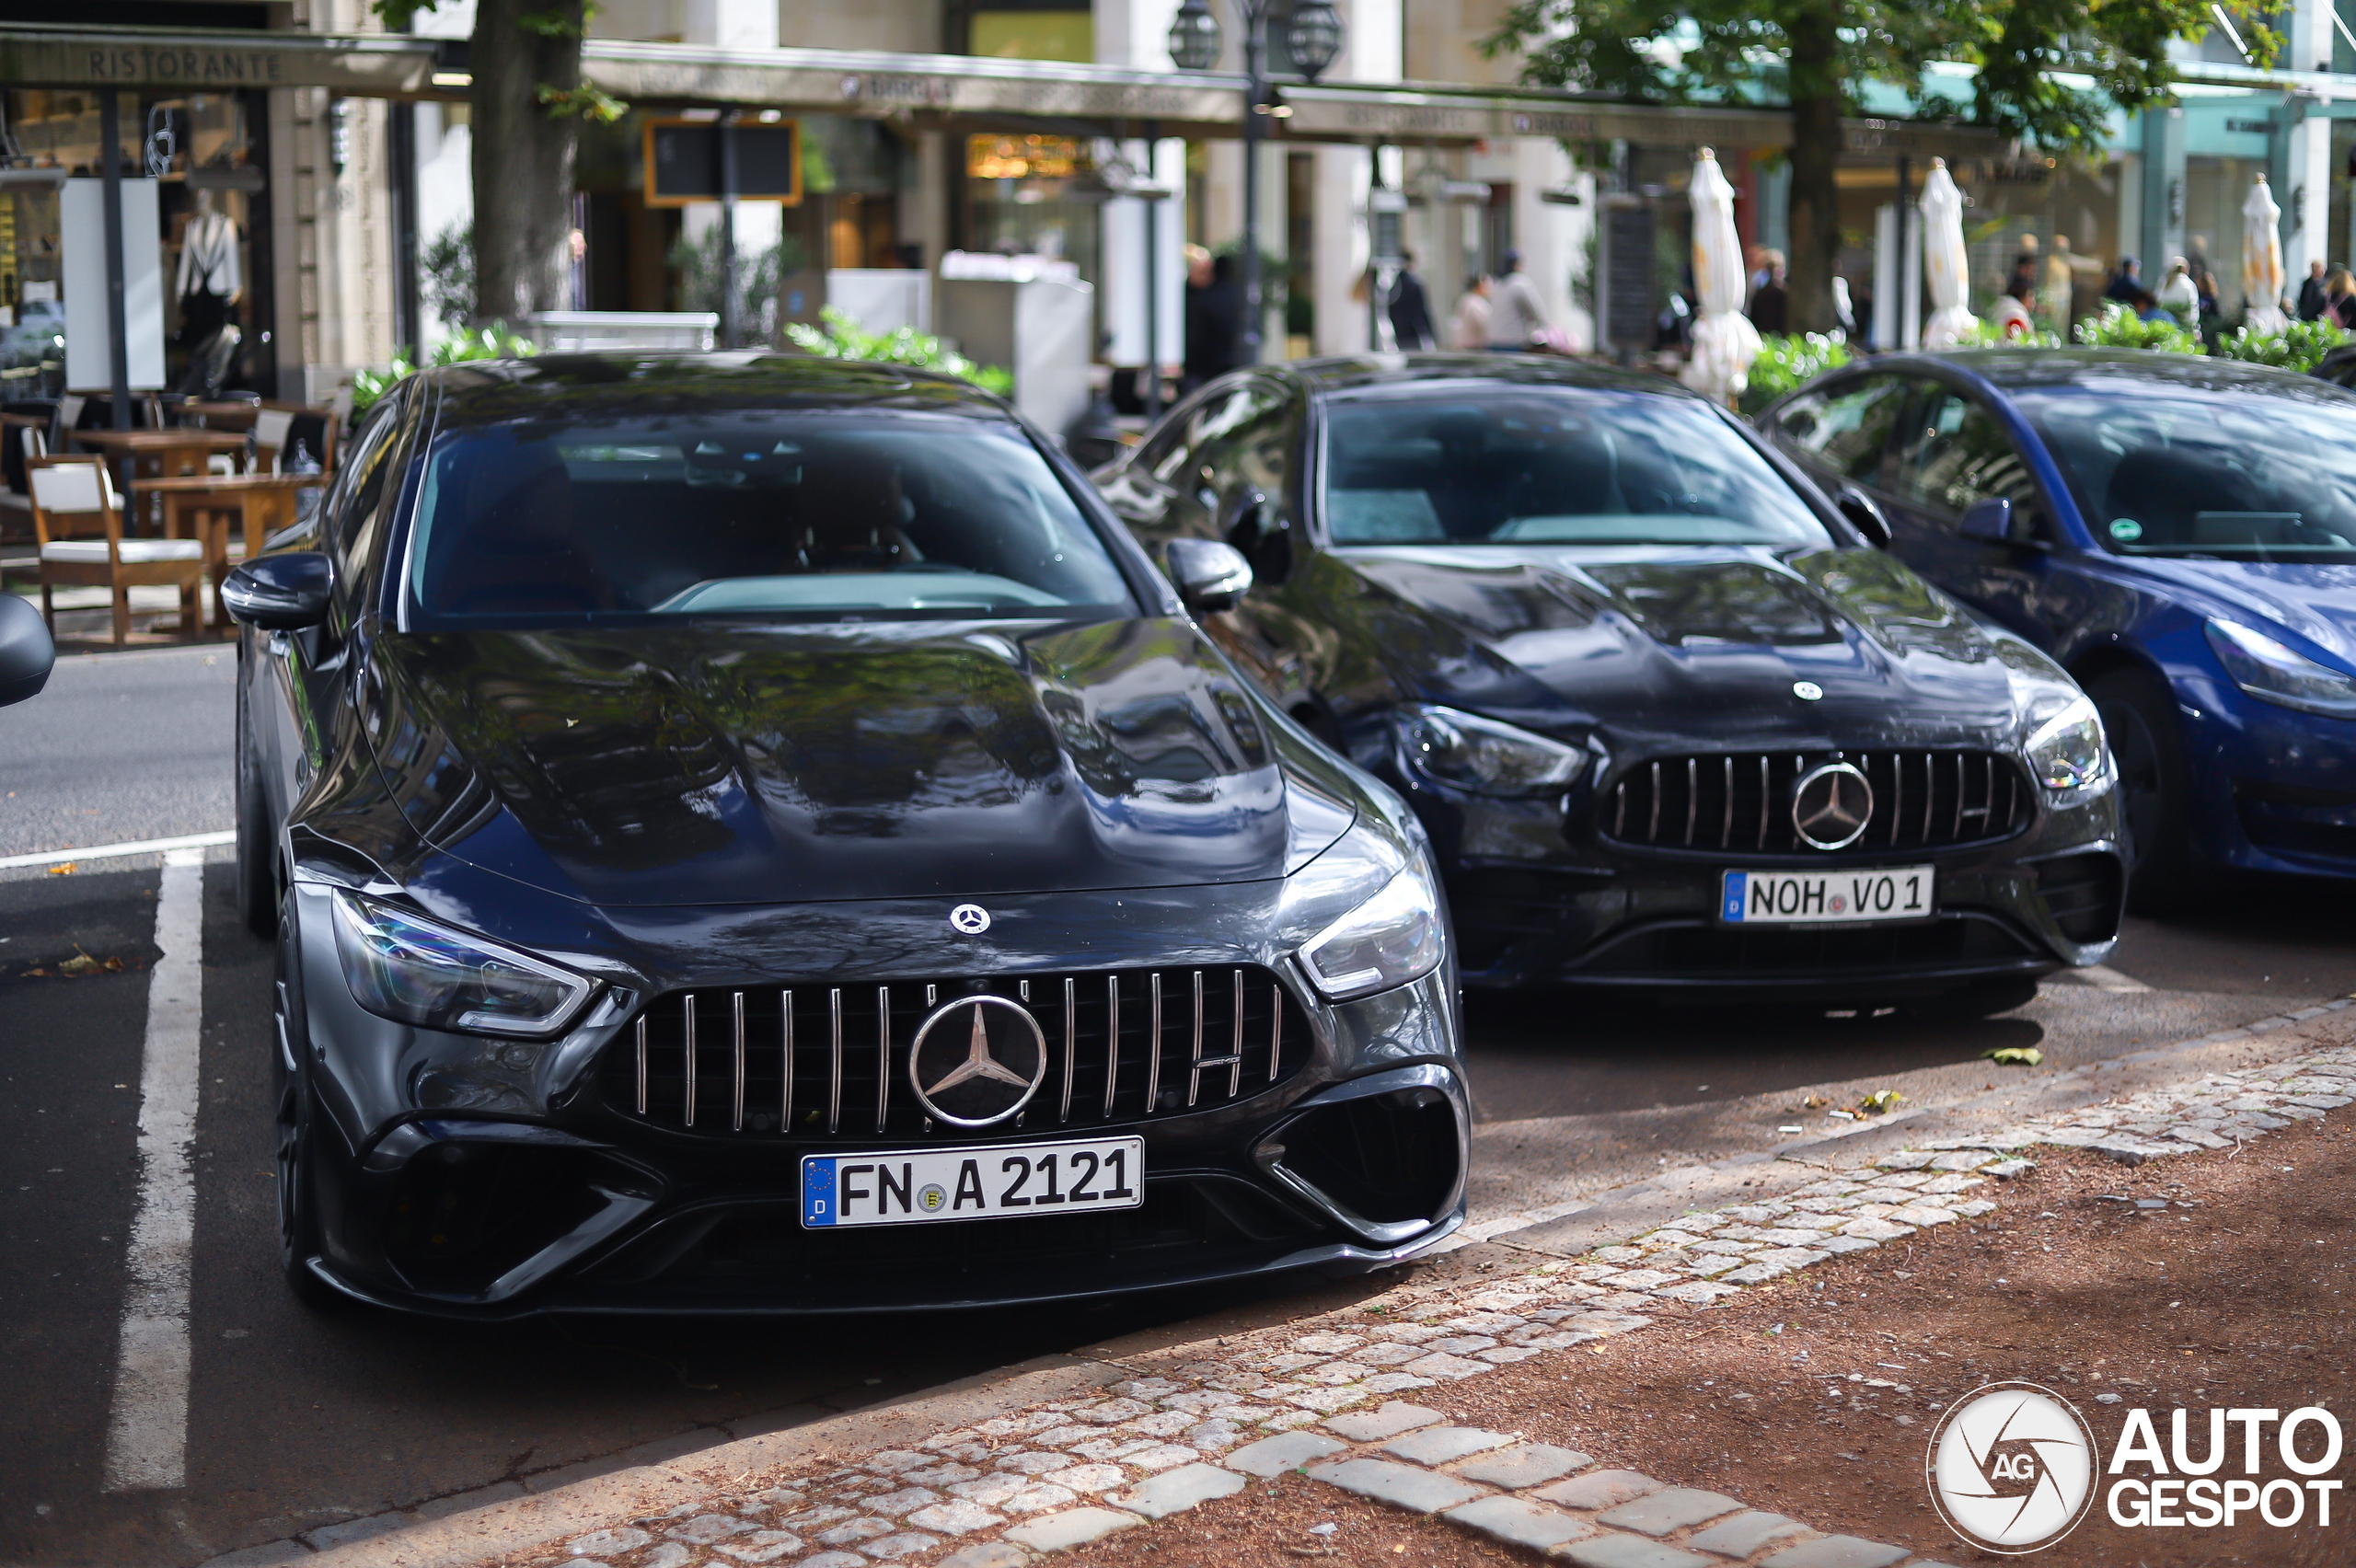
[969, 10, 1094, 62]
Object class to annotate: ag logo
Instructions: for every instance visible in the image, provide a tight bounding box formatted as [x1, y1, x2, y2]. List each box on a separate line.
[1927, 1382, 2097, 1553]
[949, 903, 991, 935]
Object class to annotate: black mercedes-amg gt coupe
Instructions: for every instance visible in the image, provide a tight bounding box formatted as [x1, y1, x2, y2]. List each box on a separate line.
[1092, 354, 2123, 1001]
[225, 353, 1464, 1316]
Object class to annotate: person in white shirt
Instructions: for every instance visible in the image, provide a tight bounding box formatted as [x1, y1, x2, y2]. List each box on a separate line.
[1450, 274, 1494, 351]
[1486, 249, 1549, 350]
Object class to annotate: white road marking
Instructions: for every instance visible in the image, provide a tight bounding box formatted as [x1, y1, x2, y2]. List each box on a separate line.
[101, 847, 206, 1492]
[0, 830, 234, 871]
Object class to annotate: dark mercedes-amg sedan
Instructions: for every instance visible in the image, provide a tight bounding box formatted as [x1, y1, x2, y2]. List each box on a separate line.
[1091, 355, 2123, 1000]
[225, 353, 1464, 1317]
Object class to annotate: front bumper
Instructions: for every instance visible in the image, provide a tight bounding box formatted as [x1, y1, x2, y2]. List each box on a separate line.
[284, 873, 1468, 1316]
[2176, 670, 2356, 881]
[1390, 761, 2122, 995]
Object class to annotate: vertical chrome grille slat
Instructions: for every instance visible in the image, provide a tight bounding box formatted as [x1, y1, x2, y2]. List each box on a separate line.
[1103, 974, 1121, 1116]
[1891, 751, 1903, 846]
[875, 986, 891, 1134]
[731, 990, 745, 1132]
[1952, 752, 1965, 841]
[1720, 755, 1733, 848]
[1647, 760, 1661, 842]
[1757, 755, 1770, 848]
[1268, 984, 1282, 1082]
[827, 986, 843, 1136]
[1229, 968, 1246, 1098]
[1921, 752, 1935, 843]
[1060, 977, 1077, 1122]
[1683, 756, 1697, 846]
[683, 993, 697, 1128]
[780, 988, 793, 1130]
[1145, 972, 1165, 1114]
[1613, 781, 1626, 837]
[635, 1016, 648, 1115]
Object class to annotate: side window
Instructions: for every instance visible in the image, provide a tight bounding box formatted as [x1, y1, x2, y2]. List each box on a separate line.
[1775, 375, 1906, 488]
[330, 397, 408, 576]
[1894, 388, 2043, 527]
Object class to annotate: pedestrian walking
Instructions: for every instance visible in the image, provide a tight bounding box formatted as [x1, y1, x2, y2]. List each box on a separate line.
[2104, 255, 2143, 305]
[1450, 273, 1494, 350]
[2005, 235, 2040, 305]
[2156, 257, 2200, 321]
[1387, 250, 1437, 350]
[1182, 245, 1242, 393]
[1486, 249, 1550, 350]
[1748, 250, 1789, 334]
[2298, 259, 2330, 321]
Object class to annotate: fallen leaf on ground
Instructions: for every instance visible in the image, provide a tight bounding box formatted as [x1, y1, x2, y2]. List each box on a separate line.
[1983, 1046, 2043, 1066]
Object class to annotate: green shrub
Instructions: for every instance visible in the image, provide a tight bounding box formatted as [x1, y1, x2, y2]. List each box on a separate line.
[2212, 317, 2348, 372]
[1962, 318, 2063, 349]
[2072, 303, 2200, 355]
[785, 306, 1015, 397]
[1738, 332, 1853, 414]
[352, 323, 537, 416]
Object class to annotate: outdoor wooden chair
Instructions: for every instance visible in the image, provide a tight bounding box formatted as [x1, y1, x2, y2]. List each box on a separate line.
[255, 401, 338, 475]
[0, 414, 43, 545]
[28, 455, 204, 647]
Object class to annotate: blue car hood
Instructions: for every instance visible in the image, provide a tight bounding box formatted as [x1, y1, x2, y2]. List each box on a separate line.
[2126, 558, 2356, 666]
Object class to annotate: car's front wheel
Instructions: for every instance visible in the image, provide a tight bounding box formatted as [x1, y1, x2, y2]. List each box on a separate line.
[272, 920, 345, 1313]
[2088, 666, 2193, 915]
[234, 656, 277, 938]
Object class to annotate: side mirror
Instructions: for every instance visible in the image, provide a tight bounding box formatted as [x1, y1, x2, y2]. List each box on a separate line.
[223, 551, 334, 630]
[0, 593, 55, 707]
[1959, 495, 2014, 544]
[1167, 538, 1254, 615]
[1835, 487, 1892, 549]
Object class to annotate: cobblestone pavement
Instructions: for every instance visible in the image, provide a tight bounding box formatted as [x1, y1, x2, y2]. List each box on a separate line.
[312, 1006, 2356, 1568]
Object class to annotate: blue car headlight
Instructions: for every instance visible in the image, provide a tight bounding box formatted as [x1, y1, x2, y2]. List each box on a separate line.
[2205, 618, 2356, 720]
[1278, 819, 1445, 1002]
[330, 891, 596, 1037]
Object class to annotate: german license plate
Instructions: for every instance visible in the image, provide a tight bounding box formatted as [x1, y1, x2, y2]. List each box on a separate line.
[800, 1136, 1143, 1228]
[1721, 865, 1934, 925]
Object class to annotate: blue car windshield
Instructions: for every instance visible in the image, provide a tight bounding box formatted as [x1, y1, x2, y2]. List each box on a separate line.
[1321, 389, 1831, 549]
[403, 411, 1137, 626]
[2015, 385, 2356, 560]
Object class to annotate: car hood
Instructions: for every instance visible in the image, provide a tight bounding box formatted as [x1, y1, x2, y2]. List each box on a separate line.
[2118, 557, 2356, 667]
[1340, 544, 2026, 744]
[362, 617, 1340, 907]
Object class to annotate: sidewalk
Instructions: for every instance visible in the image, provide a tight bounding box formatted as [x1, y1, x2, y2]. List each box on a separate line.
[283, 1006, 2356, 1568]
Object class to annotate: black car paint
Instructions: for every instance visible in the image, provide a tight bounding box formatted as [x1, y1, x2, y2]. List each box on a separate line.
[1094, 354, 2122, 993]
[237, 355, 1468, 1316]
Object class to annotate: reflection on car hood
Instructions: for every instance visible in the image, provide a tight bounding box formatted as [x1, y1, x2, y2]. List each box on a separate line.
[1342, 544, 2023, 744]
[2121, 557, 2356, 667]
[363, 617, 1323, 906]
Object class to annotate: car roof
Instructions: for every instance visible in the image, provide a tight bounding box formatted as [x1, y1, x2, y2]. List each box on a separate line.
[1266, 352, 1710, 402]
[420, 351, 1014, 427]
[1862, 346, 2339, 398]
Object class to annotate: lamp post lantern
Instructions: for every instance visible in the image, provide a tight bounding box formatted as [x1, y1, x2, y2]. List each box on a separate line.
[1168, 0, 1344, 365]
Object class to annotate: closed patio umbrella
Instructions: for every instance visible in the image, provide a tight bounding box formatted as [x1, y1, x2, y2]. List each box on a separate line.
[1919, 158, 1978, 349]
[1679, 147, 1760, 405]
[2243, 174, 2287, 334]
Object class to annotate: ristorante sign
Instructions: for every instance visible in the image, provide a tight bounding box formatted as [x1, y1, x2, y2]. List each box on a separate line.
[0, 28, 435, 96]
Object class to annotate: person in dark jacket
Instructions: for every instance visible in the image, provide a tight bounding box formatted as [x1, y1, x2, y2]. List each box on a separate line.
[1182, 246, 1243, 392]
[2298, 259, 2330, 321]
[2104, 256, 2142, 305]
[1387, 250, 1436, 350]
[1748, 250, 1788, 333]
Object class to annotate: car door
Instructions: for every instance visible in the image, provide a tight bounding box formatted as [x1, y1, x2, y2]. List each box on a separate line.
[1882, 380, 2066, 644]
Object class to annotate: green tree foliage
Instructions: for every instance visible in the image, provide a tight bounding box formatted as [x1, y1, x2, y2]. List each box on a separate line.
[1738, 330, 1851, 413]
[1486, 0, 2267, 336]
[784, 307, 1015, 397]
[352, 324, 538, 416]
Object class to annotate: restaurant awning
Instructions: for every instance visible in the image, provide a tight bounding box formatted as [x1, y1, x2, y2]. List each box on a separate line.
[0, 20, 2005, 159]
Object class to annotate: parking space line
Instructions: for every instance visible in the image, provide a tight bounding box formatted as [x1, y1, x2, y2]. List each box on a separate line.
[101, 847, 206, 1493]
[0, 830, 234, 871]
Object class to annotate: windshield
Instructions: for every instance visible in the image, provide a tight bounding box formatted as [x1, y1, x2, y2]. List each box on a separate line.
[403, 410, 1136, 626]
[2017, 386, 2356, 561]
[1320, 388, 1831, 549]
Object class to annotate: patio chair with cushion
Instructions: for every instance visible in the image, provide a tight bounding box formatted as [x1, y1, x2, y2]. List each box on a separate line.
[29, 455, 204, 646]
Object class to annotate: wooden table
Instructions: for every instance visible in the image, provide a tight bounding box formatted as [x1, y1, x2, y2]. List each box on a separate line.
[179, 400, 263, 433]
[71, 429, 252, 535]
[138, 473, 328, 634]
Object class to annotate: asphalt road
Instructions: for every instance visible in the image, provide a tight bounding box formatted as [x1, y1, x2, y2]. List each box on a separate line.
[2, 651, 2350, 1566]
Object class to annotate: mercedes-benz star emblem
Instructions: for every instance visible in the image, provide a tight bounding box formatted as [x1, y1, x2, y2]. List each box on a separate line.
[907, 994, 1047, 1128]
[948, 903, 991, 935]
[1792, 760, 1875, 850]
[1792, 680, 1825, 701]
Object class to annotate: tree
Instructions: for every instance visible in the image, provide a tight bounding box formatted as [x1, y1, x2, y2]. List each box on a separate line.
[374, 0, 623, 324]
[1486, 0, 2274, 334]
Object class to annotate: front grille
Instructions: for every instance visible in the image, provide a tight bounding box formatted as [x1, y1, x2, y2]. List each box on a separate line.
[603, 967, 1313, 1141]
[1602, 751, 2031, 854]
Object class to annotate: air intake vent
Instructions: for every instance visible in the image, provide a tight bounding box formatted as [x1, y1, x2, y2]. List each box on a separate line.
[1603, 751, 2031, 854]
[605, 967, 1314, 1141]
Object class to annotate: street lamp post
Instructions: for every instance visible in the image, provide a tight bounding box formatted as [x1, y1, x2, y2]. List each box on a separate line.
[1168, 0, 1344, 365]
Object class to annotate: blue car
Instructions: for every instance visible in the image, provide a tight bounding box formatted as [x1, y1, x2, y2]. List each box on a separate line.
[1760, 349, 2356, 909]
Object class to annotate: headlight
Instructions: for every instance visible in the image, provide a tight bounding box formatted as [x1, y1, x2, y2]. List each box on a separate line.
[1399, 705, 1586, 797]
[330, 891, 595, 1037]
[2206, 618, 2356, 719]
[2023, 693, 2111, 797]
[1279, 820, 1445, 1002]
